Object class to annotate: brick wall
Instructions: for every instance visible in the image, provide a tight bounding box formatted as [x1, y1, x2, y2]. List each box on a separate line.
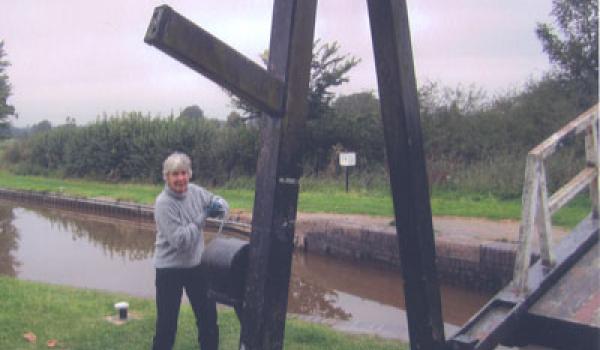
[303, 227, 517, 292]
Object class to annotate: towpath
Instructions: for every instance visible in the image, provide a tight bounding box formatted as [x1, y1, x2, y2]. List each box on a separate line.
[230, 210, 570, 248]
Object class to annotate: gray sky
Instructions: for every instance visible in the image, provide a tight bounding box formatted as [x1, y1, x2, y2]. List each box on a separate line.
[1, 1, 554, 127]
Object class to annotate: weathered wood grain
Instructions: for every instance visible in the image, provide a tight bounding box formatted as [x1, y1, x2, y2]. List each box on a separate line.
[549, 166, 598, 215]
[367, 0, 445, 349]
[530, 104, 598, 159]
[144, 5, 285, 116]
[239, 1, 317, 349]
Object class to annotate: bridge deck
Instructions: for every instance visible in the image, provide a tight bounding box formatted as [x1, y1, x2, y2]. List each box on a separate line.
[528, 240, 599, 328]
[447, 215, 599, 350]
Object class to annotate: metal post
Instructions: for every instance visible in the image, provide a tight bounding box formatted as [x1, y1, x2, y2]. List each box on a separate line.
[367, 1, 446, 349]
[345, 167, 349, 193]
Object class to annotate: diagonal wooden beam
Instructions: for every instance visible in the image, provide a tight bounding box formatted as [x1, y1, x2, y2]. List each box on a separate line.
[144, 5, 285, 116]
[367, 1, 446, 349]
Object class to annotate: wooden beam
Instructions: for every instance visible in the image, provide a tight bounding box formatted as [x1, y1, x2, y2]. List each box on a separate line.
[530, 104, 598, 159]
[548, 166, 598, 215]
[240, 1, 317, 349]
[367, 1, 445, 349]
[144, 5, 285, 116]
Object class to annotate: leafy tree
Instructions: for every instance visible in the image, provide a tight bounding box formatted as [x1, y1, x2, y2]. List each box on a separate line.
[303, 92, 383, 174]
[230, 40, 360, 121]
[178, 105, 204, 120]
[31, 120, 52, 134]
[306, 40, 361, 120]
[0, 41, 16, 131]
[536, 0, 598, 96]
[226, 111, 243, 127]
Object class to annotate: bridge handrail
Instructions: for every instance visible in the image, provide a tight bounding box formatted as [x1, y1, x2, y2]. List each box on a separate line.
[513, 104, 599, 293]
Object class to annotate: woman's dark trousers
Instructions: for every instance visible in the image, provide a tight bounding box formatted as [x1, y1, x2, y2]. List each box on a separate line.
[152, 265, 218, 350]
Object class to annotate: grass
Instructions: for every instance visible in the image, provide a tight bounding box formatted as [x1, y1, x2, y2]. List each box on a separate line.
[0, 170, 591, 228]
[0, 170, 160, 203]
[0, 276, 405, 350]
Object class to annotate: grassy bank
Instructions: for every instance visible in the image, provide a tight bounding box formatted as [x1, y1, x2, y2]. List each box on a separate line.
[0, 276, 405, 350]
[0, 170, 590, 227]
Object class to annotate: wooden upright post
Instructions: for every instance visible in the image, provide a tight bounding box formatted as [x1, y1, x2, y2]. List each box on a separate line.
[367, 1, 446, 349]
[585, 114, 599, 219]
[240, 1, 317, 349]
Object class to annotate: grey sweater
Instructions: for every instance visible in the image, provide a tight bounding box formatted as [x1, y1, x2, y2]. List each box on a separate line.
[153, 183, 220, 268]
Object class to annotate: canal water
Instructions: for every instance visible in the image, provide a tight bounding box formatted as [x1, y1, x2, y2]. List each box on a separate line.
[0, 199, 490, 340]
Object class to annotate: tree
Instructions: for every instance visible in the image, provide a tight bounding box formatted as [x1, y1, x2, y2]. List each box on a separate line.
[306, 40, 361, 120]
[230, 40, 360, 121]
[178, 105, 204, 121]
[536, 0, 598, 96]
[226, 111, 243, 127]
[304, 92, 383, 174]
[0, 41, 16, 131]
[31, 120, 52, 134]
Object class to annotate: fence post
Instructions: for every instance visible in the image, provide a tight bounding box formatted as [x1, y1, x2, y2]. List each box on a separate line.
[585, 115, 599, 219]
[535, 161, 555, 267]
[514, 155, 540, 292]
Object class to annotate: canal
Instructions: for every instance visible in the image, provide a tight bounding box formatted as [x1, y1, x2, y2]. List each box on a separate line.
[0, 199, 491, 340]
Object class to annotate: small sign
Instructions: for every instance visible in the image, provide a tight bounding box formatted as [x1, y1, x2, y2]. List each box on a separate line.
[339, 152, 356, 167]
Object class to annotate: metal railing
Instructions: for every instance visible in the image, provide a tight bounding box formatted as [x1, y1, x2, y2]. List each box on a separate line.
[513, 104, 599, 293]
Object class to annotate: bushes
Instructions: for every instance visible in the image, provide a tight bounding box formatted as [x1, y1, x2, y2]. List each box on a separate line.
[2, 75, 596, 199]
[3, 113, 259, 185]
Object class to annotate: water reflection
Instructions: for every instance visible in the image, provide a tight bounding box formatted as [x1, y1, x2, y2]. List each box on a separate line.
[0, 198, 490, 338]
[0, 205, 19, 276]
[289, 266, 352, 320]
[290, 251, 488, 326]
[34, 207, 155, 261]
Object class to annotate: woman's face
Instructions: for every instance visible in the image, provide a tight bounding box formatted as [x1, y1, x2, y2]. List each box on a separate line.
[166, 169, 190, 193]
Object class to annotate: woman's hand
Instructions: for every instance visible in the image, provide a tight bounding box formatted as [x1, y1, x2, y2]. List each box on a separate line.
[207, 197, 228, 218]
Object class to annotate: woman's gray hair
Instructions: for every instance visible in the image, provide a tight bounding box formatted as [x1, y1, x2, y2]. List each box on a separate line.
[162, 152, 192, 181]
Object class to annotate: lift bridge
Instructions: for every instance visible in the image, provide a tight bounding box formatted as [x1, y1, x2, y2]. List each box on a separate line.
[143, 1, 599, 349]
[448, 104, 599, 350]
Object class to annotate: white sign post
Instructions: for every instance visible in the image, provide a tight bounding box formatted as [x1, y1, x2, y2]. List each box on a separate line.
[339, 152, 356, 192]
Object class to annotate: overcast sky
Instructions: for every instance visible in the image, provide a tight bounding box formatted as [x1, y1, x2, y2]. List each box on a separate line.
[1, 1, 554, 127]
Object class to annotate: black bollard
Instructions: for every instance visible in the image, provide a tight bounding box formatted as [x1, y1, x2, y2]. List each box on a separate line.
[114, 302, 129, 320]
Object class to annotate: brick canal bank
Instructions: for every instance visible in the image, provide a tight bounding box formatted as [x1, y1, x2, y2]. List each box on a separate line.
[0, 188, 568, 292]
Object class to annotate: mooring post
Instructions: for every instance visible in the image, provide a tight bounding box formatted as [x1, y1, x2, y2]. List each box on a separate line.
[240, 1, 317, 349]
[367, 1, 446, 349]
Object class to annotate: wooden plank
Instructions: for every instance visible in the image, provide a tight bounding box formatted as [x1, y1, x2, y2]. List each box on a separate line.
[520, 313, 600, 350]
[367, 1, 445, 349]
[548, 166, 597, 215]
[448, 215, 599, 350]
[239, 1, 317, 349]
[529, 243, 600, 327]
[144, 5, 285, 116]
[530, 104, 598, 159]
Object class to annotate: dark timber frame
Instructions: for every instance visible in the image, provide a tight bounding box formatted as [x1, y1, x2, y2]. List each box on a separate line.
[144, 1, 445, 349]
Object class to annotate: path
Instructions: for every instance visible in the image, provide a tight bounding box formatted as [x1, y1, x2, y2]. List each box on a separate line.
[288, 212, 570, 247]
